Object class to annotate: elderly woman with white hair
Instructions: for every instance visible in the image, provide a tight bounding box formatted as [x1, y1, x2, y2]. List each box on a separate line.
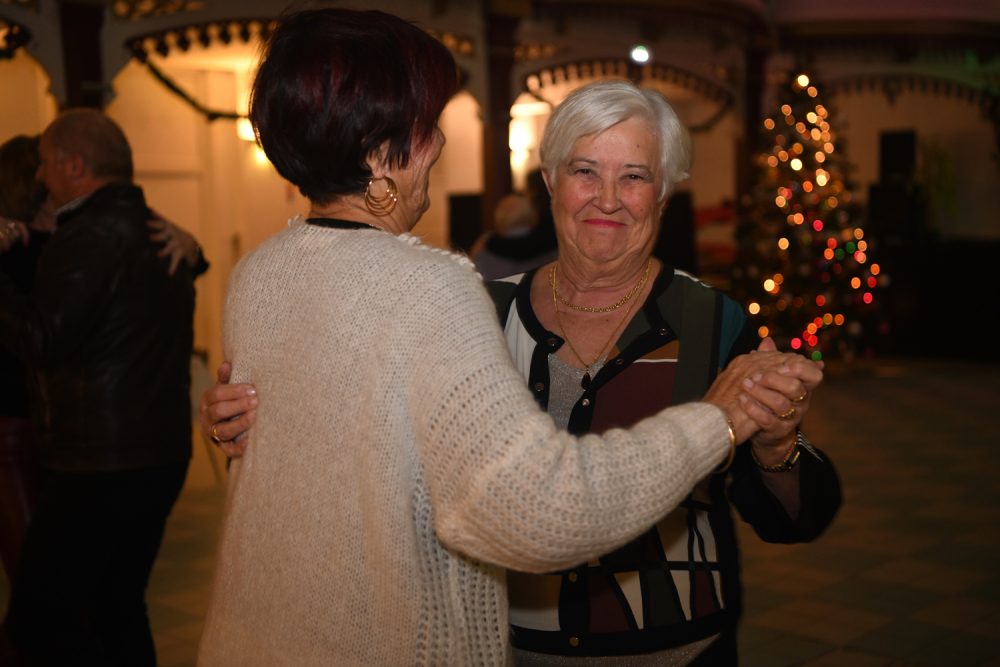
[483, 80, 842, 665]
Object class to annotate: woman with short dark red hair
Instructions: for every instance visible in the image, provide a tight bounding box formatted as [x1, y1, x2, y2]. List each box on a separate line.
[196, 8, 822, 666]
[248, 8, 457, 206]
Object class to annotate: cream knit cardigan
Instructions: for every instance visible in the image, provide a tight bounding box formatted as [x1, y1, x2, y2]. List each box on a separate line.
[197, 221, 731, 666]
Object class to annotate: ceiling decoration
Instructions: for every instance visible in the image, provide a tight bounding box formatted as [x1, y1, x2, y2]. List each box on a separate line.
[426, 28, 476, 58]
[523, 58, 734, 132]
[525, 59, 733, 104]
[825, 72, 1000, 117]
[123, 19, 272, 123]
[121, 17, 475, 124]
[123, 16, 475, 60]
[515, 41, 560, 62]
[111, 0, 206, 21]
[825, 70, 1000, 175]
[126, 18, 273, 59]
[0, 17, 29, 60]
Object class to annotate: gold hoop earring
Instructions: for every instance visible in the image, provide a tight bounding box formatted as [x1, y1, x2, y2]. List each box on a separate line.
[364, 176, 398, 217]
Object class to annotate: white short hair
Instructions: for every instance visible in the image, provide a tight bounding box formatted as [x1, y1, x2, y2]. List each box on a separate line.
[539, 80, 692, 200]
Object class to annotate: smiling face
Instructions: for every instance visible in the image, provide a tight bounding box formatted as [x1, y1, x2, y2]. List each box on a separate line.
[548, 116, 665, 268]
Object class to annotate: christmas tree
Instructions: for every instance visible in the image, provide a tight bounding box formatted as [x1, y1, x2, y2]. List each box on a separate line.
[730, 72, 885, 361]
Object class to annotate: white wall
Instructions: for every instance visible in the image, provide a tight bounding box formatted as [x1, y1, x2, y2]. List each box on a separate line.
[831, 89, 999, 240]
[688, 112, 740, 210]
[107, 61, 243, 488]
[0, 50, 56, 143]
[418, 90, 484, 249]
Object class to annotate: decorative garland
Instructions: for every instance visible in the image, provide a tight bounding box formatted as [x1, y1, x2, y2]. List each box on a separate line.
[124, 20, 272, 123]
[139, 56, 244, 122]
[523, 58, 735, 133]
[123, 18, 473, 125]
[825, 72, 999, 115]
[0, 20, 30, 61]
[825, 72, 1000, 167]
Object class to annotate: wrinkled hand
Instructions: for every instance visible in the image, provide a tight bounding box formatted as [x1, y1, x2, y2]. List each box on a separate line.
[703, 346, 804, 444]
[147, 214, 200, 276]
[0, 217, 29, 252]
[740, 337, 823, 466]
[199, 361, 258, 459]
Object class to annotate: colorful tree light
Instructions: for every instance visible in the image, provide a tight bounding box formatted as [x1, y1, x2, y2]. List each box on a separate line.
[730, 71, 886, 361]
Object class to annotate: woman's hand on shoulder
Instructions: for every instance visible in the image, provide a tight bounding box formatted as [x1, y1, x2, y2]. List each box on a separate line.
[199, 361, 258, 458]
[147, 214, 202, 276]
[0, 217, 29, 252]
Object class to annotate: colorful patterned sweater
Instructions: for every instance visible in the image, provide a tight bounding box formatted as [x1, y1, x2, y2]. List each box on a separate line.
[486, 267, 842, 660]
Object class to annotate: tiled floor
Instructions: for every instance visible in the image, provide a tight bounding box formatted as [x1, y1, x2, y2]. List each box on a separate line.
[2, 357, 999, 666]
[736, 358, 1000, 667]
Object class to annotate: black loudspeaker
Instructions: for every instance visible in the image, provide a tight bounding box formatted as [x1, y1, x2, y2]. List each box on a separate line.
[879, 130, 916, 188]
[655, 190, 697, 275]
[449, 193, 482, 252]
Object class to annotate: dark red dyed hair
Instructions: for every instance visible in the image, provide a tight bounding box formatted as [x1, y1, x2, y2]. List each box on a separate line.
[249, 9, 459, 204]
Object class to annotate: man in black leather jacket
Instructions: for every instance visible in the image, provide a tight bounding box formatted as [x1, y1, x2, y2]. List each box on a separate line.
[0, 109, 195, 666]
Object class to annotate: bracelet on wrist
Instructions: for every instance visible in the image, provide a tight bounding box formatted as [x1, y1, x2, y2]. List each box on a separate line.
[752, 430, 804, 473]
[715, 416, 737, 474]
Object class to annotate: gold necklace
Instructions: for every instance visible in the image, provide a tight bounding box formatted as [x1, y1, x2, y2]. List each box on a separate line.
[551, 258, 651, 313]
[550, 268, 644, 389]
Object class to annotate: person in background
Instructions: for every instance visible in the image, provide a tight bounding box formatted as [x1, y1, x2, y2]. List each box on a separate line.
[470, 191, 558, 280]
[195, 8, 823, 665]
[0, 135, 50, 593]
[0, 135, 51, 416]
[0, 134, 206, 586]
[524, 165, 559, 256]
[0, 111, 199, 666]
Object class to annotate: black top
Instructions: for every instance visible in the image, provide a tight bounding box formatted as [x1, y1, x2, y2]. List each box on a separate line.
[0, 230, 50, 417]
[306, 217, 382, 232]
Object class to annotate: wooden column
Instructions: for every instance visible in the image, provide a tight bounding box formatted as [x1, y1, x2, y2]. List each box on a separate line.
[480, 8, 520, 232]
[737, 39, 768, 215]
[58, 0, 106, 109]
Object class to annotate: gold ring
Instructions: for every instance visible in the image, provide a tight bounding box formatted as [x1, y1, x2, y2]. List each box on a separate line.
[210, 423, 224, 445]
[778, 406, 796, 420]
[792, 391, 808, 403]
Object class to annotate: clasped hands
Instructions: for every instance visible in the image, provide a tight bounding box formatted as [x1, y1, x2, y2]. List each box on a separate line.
[704, 337, 823, 468]
[201, 337, 824, 465]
